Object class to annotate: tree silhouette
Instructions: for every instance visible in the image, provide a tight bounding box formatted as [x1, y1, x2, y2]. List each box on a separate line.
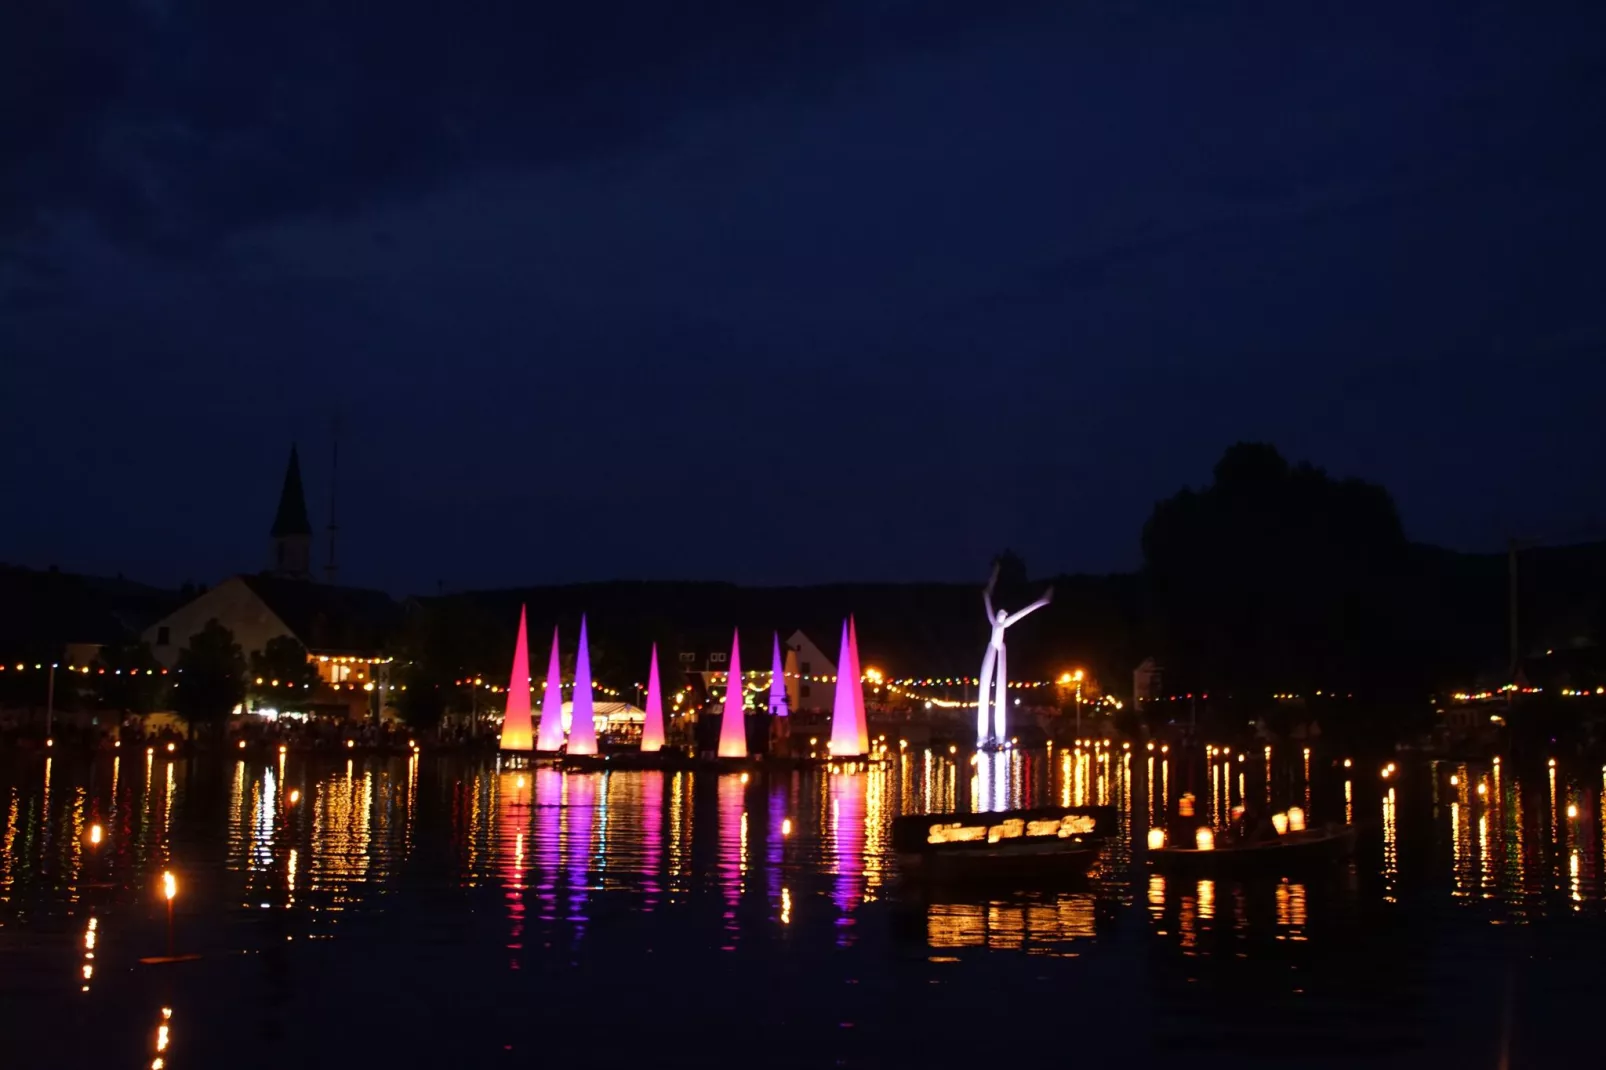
[1142, 443, 1410, 700]
[91, 642, 168, 716]
[393, 661, 448, 731]
[172, 620, 246, 733]
[390, 603, 462, 731]
[991, 549, 1030, 603]
[248, 636, 321, 710]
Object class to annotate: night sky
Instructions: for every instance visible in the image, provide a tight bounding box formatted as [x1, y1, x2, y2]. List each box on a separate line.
[4, 3, 1604, 593]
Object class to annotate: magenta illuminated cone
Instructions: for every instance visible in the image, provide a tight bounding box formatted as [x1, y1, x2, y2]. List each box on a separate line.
[717, 629, 748, 758]
[499, 605, 534, 751]
[641, 644, 666, 752]
[828, 619, 863, 757]
[535, 627, 565, 752]
[568, 615, 599, 755]
[847, 615, 869, 756]
[768, 632, 789, 717]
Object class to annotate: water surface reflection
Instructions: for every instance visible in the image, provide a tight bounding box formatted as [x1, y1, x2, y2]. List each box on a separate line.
[2, 746, 1604, 1066]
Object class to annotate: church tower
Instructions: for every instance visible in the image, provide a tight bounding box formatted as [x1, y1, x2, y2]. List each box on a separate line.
[269, 445, 314, 580]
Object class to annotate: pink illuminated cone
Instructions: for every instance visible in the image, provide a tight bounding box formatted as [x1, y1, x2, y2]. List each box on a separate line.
[768, 632, 789, 717]
[535, 627, 566, 752]
[828, 619, 864, 757]
[848, 615, 869, 755]
[641, 644, 666, 752]
[499, 605, 534, 751]
[717, 629, 748, 758]
[567, 615, 599, 755]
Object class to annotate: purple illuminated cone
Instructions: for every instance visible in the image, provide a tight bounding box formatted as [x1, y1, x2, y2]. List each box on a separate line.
[768, 632, 789, 717]
[499, 605, 534, 751]
[848, 615, 869, 756]
[717, 629, 748, 758]
[568, 615, 598, 755]
[641, 644, 666, 752]
[828, 619, 864, 757]
[535, 627, 566, 752]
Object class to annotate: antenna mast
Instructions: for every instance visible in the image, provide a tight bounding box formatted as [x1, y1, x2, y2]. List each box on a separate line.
[325, 414, 340, 585]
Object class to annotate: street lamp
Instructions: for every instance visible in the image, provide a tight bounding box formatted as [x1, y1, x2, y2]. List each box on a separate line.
[1061, 668, 1086, 735]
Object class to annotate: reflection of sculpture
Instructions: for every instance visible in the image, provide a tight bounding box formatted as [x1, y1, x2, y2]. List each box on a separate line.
[976, 564, 1053, 748]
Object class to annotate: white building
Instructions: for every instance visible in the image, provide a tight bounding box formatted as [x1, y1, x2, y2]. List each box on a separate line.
[784, 629, 838, 712]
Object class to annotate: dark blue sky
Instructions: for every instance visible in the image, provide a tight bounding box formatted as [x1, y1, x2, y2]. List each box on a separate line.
[3, 2, 1604, 593]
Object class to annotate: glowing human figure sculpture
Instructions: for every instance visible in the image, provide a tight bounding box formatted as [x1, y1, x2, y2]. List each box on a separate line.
[535, 628, 566, 752]
[641, 644, 666, 753]
[717, 629, 748, 758]
[568, 616, 598, 755]
[975, 565, 1053, 749]
[499, 605, 534, 752]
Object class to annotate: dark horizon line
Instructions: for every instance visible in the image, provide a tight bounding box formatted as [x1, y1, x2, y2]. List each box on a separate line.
[10, 533, 1604, 601]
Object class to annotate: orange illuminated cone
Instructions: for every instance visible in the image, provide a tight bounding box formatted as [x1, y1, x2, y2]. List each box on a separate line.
[499, 606, 534, 752]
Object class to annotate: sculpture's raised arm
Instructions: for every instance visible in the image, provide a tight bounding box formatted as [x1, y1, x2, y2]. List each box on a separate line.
[983, 562, 1000, 621]
[1003, 585, 1053, 628]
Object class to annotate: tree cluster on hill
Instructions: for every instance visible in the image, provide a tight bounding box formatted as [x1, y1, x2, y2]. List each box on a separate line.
[1141, 442, 1415, 699]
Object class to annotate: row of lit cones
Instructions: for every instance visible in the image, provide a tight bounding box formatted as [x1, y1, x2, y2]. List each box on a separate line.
[495, 608, 873, 759]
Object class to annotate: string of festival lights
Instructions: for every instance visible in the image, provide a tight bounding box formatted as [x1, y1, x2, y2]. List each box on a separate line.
[3, 660, 1591, 705]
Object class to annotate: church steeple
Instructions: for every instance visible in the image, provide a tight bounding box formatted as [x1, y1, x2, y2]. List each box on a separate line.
[269, 445, 313, 579]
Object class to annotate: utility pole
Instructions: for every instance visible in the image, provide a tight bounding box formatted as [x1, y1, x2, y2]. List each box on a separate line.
[1507, 537, 1520, 685]
[374, 662, 388, 726]
[325, 415, 340, 585]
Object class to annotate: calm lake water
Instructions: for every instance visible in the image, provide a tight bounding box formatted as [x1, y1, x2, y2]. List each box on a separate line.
[2, 743, 1603, 1068]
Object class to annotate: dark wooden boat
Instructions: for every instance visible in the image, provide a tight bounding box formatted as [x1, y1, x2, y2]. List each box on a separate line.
[556, 747, 702, 772]
[893, 806, 1116, 886]
[1147, 823, 1357, 874]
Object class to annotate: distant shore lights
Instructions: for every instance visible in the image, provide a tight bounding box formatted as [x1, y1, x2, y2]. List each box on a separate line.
[498, 605, 534, 752]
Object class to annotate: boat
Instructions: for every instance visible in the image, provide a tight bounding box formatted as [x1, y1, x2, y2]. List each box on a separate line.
[893, 806, 1116, 886]
[1147, 823, 1357, 874]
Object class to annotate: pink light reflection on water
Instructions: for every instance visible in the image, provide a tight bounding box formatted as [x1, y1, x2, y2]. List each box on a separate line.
[534, 769, 563, 921]
[717, 773, 745, 948]
[641, 771, 664, 911]
[830, 772, 866, 945]
[564, 774, 595, 931]
[768, 779, 787, 916]
[497, 771, 527, 965]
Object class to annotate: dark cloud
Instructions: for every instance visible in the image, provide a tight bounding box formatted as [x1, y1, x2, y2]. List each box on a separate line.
[0, 0, 1052, 258]
[3, 2, 1605, 589]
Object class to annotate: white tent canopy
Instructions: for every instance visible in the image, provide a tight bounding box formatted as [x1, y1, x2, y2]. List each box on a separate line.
[560, 700, 644, 732]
